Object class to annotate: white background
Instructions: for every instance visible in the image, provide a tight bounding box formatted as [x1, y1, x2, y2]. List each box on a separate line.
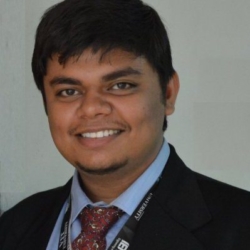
[0, 0, 250, 213]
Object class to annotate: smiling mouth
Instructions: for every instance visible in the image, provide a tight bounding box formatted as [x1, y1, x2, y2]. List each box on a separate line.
[80, 130, 122, 139]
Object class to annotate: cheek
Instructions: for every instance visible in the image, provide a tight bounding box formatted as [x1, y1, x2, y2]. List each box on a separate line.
[142, 104, 165, 131]
[122, 95, 164, 129]
[47, 104, 74, 138]
[48, 115, 63, 146]
[143, 91, 165, 117]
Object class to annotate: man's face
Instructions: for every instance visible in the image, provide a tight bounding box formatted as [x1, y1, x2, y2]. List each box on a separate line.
[44, 49, 174, 177]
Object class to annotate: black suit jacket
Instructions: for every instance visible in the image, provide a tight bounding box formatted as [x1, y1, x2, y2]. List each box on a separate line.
[1, 145, 250, 250]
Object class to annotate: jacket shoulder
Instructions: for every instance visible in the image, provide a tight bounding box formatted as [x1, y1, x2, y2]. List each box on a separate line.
[1, 180, 71, 220]
[0, 180, 71, 249]
[194, 172, 250, 246]
[195, 172, 250, 205]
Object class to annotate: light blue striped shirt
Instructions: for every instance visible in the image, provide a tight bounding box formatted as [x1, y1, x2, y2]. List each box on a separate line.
[47, 140, 170, 249]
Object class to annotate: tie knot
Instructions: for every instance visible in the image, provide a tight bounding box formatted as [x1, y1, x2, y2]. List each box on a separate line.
[72, 206, 124, 250]
[80, 206, 124, 236]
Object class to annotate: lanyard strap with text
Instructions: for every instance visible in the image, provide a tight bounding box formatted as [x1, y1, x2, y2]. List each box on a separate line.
[58, 177, 161, 250]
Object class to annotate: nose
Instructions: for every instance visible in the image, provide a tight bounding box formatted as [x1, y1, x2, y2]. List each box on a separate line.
[76, 91, 112, 119]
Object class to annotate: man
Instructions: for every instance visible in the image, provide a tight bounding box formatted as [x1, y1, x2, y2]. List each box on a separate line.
[1, 0, 250, 249]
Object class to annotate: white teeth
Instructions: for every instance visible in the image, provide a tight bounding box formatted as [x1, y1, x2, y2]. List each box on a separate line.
[81, 130, 120, 138]
[96, 131, 103, 138]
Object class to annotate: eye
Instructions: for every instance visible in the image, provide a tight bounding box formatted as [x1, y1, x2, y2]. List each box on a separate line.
[58, 89, 80, 97]
[111, 82, 135, 90]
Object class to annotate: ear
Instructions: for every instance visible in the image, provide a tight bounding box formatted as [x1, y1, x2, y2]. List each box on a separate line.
[165, 72, 180, 116]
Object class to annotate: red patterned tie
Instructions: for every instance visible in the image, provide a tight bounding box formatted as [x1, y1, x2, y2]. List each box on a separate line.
[71, 206, 124, 250]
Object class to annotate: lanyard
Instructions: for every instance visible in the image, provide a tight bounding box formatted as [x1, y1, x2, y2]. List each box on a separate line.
[58, 176, 161, 250]
[58, 198, 72, 250]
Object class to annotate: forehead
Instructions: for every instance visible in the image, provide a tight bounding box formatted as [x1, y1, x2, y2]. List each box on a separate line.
[46, 48, 154, 75]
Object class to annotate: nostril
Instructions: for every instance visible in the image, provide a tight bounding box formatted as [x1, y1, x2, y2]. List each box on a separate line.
[76, 97, 112, 118]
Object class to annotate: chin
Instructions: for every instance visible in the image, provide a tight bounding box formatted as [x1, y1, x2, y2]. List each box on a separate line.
[75, 159, 128, 176]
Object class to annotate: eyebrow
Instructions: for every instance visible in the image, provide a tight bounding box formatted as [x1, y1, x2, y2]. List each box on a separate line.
[49, 67, 142, 86]
[49, 77, 81, 86]
[102, 67, 142, 82]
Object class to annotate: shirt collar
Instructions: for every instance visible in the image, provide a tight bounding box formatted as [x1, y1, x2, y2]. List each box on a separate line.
[70, 139, 170, 223]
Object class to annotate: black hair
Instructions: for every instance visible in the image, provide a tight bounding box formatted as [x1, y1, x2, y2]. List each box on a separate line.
[32, 0, 175, 94]
[32, 0, 174, 130]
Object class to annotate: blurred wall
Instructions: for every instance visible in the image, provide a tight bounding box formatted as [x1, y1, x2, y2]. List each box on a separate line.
[0, 0, 250, 212]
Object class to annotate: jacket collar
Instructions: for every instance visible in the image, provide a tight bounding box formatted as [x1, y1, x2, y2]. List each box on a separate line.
[155, 144, 211, 230]
[131, 144, 211, 250]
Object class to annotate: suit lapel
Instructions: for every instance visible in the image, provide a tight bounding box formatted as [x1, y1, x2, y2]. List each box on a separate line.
[131, 199, 206, 250]
[131, 144, 211, 250]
